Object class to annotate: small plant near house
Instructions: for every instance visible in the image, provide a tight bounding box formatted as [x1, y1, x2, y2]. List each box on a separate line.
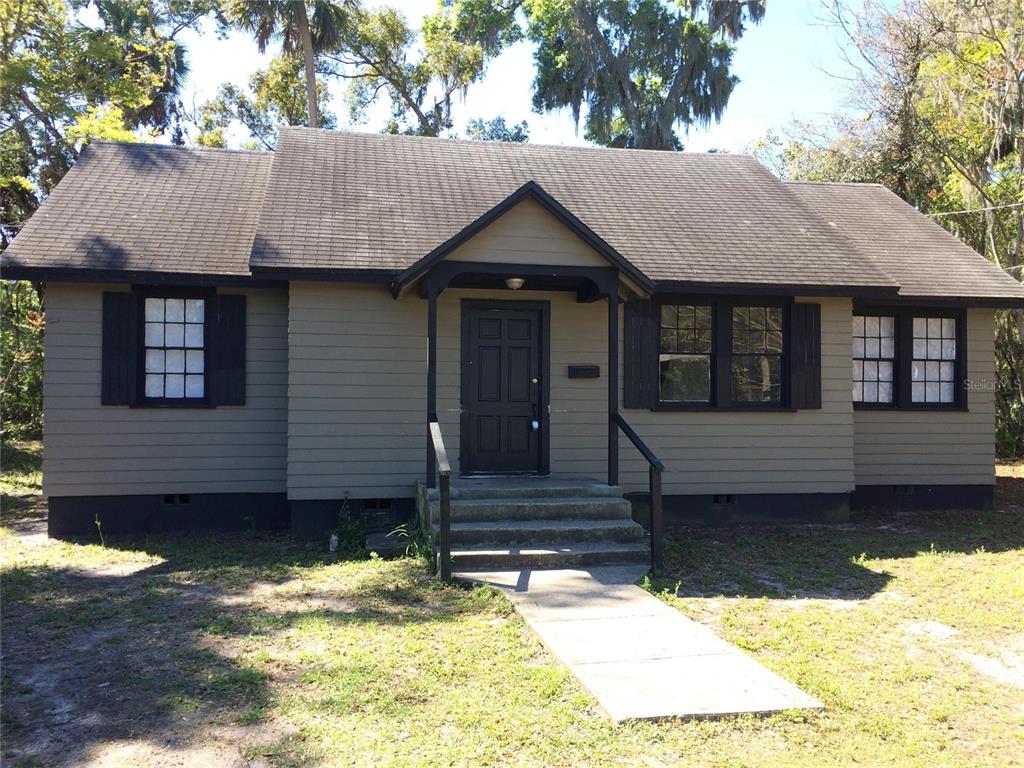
[386, 522, 432, 563]
[329, 498, 366, 559]
[94, 514, 105, 548]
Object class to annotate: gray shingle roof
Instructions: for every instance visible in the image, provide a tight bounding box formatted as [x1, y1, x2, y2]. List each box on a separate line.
[252, 128, 897, 290]
[787, 181, 1024, 302]
[4, 129, 1021, 304]
[3, 141, 272, 276]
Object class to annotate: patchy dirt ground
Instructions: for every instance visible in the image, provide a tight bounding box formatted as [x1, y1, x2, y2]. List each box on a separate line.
[0, 529, 300, 766]
[2, 443, 1023, 767]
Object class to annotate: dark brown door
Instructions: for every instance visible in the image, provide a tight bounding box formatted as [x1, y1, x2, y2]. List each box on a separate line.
[462, 303, 545, 474]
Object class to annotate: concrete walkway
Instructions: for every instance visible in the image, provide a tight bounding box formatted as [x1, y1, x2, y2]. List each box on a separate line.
[456, 565, 823, 721]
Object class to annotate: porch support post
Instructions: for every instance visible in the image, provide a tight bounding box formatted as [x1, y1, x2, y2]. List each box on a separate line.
[426, 280, 438, 488]
[607, 286, 619, 486]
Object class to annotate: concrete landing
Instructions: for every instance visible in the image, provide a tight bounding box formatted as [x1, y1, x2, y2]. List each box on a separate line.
[456, 566, 824, 721]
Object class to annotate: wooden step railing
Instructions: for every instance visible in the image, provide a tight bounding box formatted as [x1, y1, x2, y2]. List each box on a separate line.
[428, 421, 452, 583]
[612, 413, 665, 572]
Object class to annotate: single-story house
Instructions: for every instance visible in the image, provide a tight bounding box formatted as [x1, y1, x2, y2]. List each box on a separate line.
[5, 128, 1023, 570]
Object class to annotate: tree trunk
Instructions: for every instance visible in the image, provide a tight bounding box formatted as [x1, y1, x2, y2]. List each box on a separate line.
[295, 2, 319, 130]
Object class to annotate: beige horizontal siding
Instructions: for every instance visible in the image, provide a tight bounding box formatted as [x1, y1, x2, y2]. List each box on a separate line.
[853, 308, 996, 486]
[48, 277, 996, 501]
[446, 198, 609, 268]
[288, 286, 860, 499]
[42, 283, 289, 497]
[287, 283, 426, 500]
[615, 297, 856, 495]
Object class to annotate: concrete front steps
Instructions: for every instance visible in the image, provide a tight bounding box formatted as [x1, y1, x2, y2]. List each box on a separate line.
[417, 477, 650, 571]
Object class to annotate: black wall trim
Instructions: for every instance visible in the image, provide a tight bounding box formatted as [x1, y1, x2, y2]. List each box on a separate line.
[623, 298, 658, 408]
[289, 498, 415, 540]
[101, 292, 139, 405]
[790, 303, 822, 409]
[654, 280, 900, 299]
[851, 484, 993, 510]
[626, 492, 852, 525]
[47, 493, 289, 538]
[249, 266, 394, 284]
[2, 266, 285, 288]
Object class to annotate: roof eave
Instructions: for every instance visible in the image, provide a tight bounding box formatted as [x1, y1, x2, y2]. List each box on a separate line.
[652, 280, 903, 299]
[0, 264, 274, 287]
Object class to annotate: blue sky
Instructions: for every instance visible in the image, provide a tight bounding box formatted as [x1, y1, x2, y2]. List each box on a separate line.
[173, 0, 856, 153]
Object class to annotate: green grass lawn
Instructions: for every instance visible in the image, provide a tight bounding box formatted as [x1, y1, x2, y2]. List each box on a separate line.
[2, 441, 1023, 767]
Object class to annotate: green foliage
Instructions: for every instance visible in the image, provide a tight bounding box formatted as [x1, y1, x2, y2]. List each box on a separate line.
[326, 3, 487, 137]
[451, 0, 764, 149]
[223, 0, 348, 129]
[0, 282, 43, 439]
[756, 0, 1024, 456]
[332, 500, 366, 559]
[387, 521, 432, 562]
[223, 0, 346, 56]
[1, 0, 210, 438]
[193, 55, 336, 149]
[0, 0, 213, 248]
[465, 115, 528, 142]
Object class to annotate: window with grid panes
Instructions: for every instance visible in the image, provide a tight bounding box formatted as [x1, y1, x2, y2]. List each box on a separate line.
[143, 297, 205, 400]
[731, 306, 784, 404]
[852, 315, 895, 404]
[658, 304, 713, 403]
[912, 316, 957, 404]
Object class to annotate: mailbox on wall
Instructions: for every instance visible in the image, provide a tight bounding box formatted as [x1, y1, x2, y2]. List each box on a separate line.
[567, 365, 600, 379]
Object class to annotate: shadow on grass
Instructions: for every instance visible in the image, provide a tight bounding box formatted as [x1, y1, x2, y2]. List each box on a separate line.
[0, 441, 44, 527]
[995, 472, 1024, 508]
[0, 532, 456, 766]
[658, 508, 1024, 600]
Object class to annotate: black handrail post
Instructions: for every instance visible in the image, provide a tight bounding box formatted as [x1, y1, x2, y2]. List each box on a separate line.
[612, 412, 665, 576]
[607, 289, 619, 486]
[429, 421, 453, 583]
[426, 281, 438, 488]
[649, 465, 664, 573]
[438, 471, 452, 583]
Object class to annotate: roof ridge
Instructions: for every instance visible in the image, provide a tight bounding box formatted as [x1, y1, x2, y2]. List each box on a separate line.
[279, 125, 756, 161]
[785, 180, 887, 187]
[89, 139, 271, 156]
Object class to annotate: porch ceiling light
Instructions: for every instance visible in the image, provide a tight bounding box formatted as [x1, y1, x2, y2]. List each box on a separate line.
[505, 277, 525, 290]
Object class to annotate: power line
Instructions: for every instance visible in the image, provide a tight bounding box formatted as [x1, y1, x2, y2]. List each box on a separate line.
[929, 201, 1024, 217]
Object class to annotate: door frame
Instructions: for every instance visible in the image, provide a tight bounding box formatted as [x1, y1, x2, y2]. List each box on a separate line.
[459, 299, 551, 476]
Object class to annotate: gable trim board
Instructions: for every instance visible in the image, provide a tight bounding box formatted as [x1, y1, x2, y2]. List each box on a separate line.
[390, 182, 655, 298]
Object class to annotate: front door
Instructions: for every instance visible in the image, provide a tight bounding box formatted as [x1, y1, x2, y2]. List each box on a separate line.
[461, 301, 547, 475]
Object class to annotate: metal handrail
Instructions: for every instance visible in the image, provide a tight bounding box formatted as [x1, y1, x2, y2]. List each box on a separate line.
[612, 413, 664, 572]
[429, 421, 452, 583]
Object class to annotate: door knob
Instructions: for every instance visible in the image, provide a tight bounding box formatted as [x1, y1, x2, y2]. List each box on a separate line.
[532, 378, 539, 384]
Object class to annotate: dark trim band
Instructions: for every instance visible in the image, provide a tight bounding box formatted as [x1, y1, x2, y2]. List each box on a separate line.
[1, 266, 284, 288]
[47, 493, 289, 538]
[851, 484, 993, 510]
[625, 492, 852, 525]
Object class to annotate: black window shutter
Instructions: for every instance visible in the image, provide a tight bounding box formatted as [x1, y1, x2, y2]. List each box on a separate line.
[624, 299, 658, 408]
[789, 302, 822, 409]
[208, 294, 247, 406]
[101, 292, 138, 405]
